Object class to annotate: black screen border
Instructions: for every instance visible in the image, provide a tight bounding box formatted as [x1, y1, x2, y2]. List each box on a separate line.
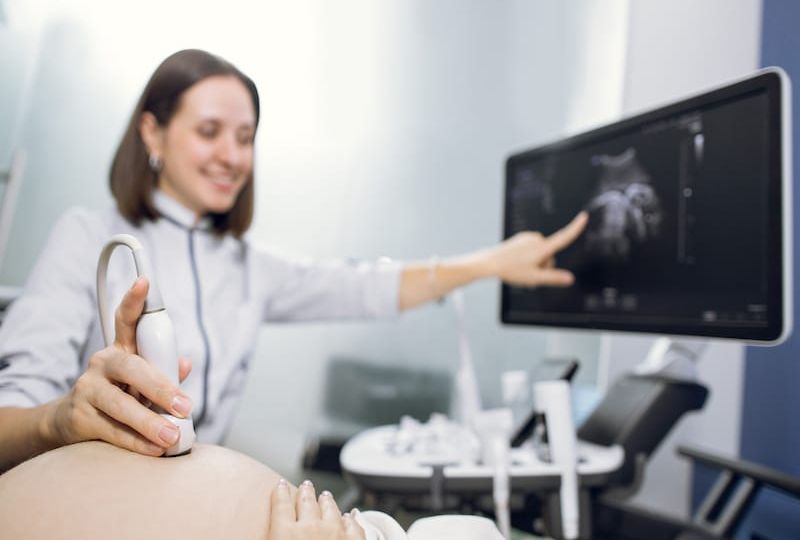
[500, 69, 790, 343]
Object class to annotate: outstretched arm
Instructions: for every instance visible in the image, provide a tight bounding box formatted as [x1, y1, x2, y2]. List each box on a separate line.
[398, 211, 588, 311]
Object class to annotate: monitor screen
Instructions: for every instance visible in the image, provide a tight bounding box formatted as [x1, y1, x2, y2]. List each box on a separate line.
[501, 69, 791, 343]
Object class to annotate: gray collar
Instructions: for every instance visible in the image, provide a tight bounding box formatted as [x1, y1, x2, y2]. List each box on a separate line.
[153, 190, 213, 231]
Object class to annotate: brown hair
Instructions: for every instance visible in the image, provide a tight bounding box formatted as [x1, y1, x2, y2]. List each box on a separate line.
[109, 49, 260, 237]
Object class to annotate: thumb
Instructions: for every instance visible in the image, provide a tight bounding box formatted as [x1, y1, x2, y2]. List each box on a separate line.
[114, 277, 149, 352]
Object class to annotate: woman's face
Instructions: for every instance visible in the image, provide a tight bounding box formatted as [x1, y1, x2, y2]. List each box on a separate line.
[149, 75, 256, 217]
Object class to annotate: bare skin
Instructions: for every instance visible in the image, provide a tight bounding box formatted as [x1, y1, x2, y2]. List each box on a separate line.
[0, 441, 366, 540]
[269, 479, 365, 540]
[0, 442, 275, 539]
[398, 211, 589, 309]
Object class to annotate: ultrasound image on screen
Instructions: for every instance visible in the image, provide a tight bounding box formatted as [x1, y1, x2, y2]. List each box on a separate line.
[503, 87, 781, 339]
[585, 148, 663, 262]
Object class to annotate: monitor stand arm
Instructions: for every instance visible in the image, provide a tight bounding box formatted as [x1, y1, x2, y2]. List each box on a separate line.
[633, 337, 708, 381]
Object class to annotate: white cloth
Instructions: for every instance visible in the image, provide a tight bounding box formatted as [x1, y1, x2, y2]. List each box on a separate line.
[355, 510, 505, 540]
[0, 191, 401, 442]
[355, 510, 408, 540]
[406, 515, 506, 540]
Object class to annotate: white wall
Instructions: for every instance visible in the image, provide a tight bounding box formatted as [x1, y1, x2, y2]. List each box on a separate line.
[0, 0, 48, 166]
[0, 0, 611, 478]
[226, 1, 596, 473]
[608, 0, 763, 518]
[2, 2, 759, 511]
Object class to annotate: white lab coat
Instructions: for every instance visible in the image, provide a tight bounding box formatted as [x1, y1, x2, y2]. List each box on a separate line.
[0, 191, 401, 442]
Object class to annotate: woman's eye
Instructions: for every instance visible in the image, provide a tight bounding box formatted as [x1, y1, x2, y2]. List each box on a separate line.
[197, 126, 218, 138]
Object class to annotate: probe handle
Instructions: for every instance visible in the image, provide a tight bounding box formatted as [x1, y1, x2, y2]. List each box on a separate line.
[97, 234, 195, 456]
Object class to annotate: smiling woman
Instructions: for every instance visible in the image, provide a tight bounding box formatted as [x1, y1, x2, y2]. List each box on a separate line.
[139, 75, 257, 218]
[0, 47, 586, 473]
[110, 49, 260, 237]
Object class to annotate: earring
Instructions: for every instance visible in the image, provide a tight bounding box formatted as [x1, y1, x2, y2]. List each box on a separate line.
[148, 153, 163, 172]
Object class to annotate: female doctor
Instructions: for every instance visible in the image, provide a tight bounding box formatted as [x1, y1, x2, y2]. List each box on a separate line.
[0, 49, 587, 472]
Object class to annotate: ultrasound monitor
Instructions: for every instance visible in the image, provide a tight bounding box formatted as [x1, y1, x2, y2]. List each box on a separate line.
[501, 68, 792, 343]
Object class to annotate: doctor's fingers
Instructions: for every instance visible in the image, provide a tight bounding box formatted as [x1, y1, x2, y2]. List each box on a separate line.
[62, 376, 164, 455]
[92, 413, 166, 456]
[113, 277, 149, 353]
[178, 356, 192, 383]
[532, 267, 575, 287]
[85, 376, 183, 450]
[90, 348, 192, 419]
[129, 356, 191, 406]
[540, 211, 589, 258]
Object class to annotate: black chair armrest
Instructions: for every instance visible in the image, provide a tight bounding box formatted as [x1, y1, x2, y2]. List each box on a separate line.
[677, 445, 800, 497]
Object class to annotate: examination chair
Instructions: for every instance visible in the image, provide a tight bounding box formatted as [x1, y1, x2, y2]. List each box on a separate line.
[591, 444, 800, 540]
[530, 371, 799, 539]
[511, 371, 709, 538]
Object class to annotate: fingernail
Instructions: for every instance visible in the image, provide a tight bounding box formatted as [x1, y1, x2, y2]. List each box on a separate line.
[277, 478, 288, 491]
[301, 479, 313, 488]
[320, 490, 332, 498]
[171, 395, 192, 417]
[159, 424, 179, 445]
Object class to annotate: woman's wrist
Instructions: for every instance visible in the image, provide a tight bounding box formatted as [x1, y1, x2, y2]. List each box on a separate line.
[451, 248, 498, 281]
[431, 251, 496, 296]
[0, 402, 65, 472]
[399, 248, 500, 311]
[37, 399, 67, 449]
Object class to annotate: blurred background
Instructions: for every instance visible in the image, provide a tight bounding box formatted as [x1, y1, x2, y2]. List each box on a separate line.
[0, 0, 631, 466]
[5, 0, 792, 534]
